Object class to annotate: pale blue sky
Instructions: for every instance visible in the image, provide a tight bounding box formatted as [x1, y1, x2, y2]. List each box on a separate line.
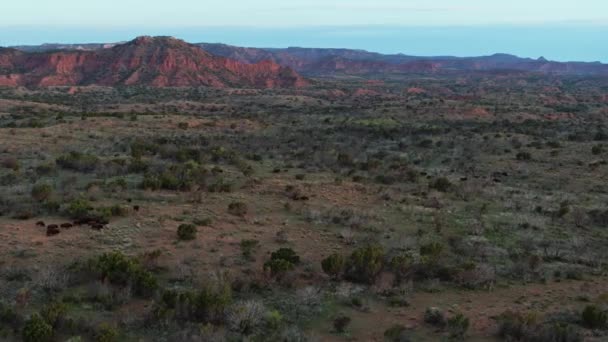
[2, 0, 607, 62]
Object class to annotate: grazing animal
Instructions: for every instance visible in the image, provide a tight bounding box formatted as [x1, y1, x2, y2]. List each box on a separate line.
[46, 226, 60, 236]
[36, 221, 45, 227]
[60, 223, 73, 229]
[133, 205, 140, 212]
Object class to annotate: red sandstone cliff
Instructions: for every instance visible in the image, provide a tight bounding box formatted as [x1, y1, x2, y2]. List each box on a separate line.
[0, 37, 308, 88]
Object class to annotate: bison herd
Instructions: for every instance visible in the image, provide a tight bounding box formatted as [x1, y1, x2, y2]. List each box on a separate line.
[37, 218, 109, 237]
[36, 205, 140, 237]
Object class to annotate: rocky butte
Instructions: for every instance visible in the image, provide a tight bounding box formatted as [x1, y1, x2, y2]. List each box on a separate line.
[0, 36, 308, 88]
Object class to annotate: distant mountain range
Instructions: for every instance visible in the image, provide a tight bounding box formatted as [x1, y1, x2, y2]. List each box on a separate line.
[2, 36, 607, 88]
[197, 43, 608, 76]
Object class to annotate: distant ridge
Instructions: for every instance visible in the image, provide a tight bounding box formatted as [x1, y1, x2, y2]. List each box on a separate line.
[0, 36, 307, 88]
[6, 38, 608, 77]
[197, 43, 608, 76]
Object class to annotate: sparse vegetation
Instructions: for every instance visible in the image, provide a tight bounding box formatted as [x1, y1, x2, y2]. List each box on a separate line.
[1, 69, 608, 341]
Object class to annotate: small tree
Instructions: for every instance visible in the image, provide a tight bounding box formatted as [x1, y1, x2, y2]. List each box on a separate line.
[424, 307, 446, 327]
[264, 248, 300, 278]
[22, 313, 53, 342]
[345, 245, 385, 284]
[429, 177, 452, 192]
[31, 183, 53, 202]
[321, 253, 345, 280]
[177, 224, 197, 241]
[390, 253, 414, 282]
[447, 313, 470, 340]
[95, 323, 120, 342]
[582, 305, 607, 329]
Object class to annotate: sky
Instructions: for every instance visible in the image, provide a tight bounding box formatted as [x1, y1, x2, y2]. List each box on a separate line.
[1, 0, 607, 62]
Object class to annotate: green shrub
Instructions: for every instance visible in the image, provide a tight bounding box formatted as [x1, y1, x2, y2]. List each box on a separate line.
[321, 253, 345, 280]
[95, 323, 119, 342]
[35, 163, 56, 176]
[128, 158, 149, 173]
[56, 151, 99, 172]
[22, 313, 53, 342]
[193, 217, 213, 226]
[536, 323, 582, 342]
[0, 302, 21, 332]
[90, 252, 158, 298]
[264, 248, 300, 277]
[582, 305, 607, 329]
[130, 139, 160, 158]
[345, 245, 385, 284]
[64, 199, 94, 220]
[424, 307, 446, 327]
[264, 259, 295, 277]
[429, 177, 452, 192]
[265, 310, 283, 332]
[240, 239, 259, 260]
[516, 151, 532, 161]
[420, 242, 444, 264]
[333, 315, 351, 333]
[177, 224, 197, 241]
[592, 145, 604, 155]
[447, 313, 469, 340]
[141, 163, 209, 191]
[153, 281, 232, 323]
[384, 324, 410, 342]
[498, 311, 582, 342]
[270, 248, 301, 265]
[31, 183, 53, 202]
[390, 253, 414, 281]
[40, 302, 67, 328]
[228, 201, 248, 217]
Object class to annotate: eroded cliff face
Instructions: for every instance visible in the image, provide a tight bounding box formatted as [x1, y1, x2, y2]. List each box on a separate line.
[0, 36, 308, 88]
[199, 44, 608, 77]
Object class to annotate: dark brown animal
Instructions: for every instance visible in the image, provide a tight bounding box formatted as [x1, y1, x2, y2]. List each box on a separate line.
[36, 221, 45, 227]
[46, 226, 60, 236]
[133, 205, 140, 212]
[60, 223, 73, 229]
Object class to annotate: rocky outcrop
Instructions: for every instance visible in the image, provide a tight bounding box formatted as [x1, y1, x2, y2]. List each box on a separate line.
[0, 36, 307, 88]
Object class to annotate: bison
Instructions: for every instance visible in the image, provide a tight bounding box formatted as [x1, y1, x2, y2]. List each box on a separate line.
[60, 223, 73, 229]
[46, 225, 60, 236]
[36, 221, 45, 227]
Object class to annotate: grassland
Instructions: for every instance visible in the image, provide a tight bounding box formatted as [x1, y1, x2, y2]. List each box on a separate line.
[0, 72, 607, 341]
